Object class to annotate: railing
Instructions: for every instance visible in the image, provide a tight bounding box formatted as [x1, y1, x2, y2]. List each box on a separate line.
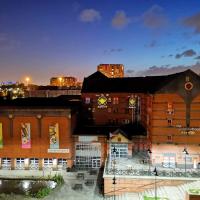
[105, 168, 200, 178]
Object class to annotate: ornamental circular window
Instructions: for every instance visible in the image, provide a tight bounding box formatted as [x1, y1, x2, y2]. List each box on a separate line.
[185, 82, 193, 91]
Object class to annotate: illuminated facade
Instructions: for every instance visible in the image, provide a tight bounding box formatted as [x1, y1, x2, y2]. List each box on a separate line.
[97, 64, 124, 78]
[0, 69, 200, 172]
[82, 69, 200, 169]
[50, 76, 81, 87]
[0, 97, 79, 170]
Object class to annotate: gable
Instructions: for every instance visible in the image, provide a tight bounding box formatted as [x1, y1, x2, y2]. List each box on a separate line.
[110, 131, 130, 143]
[156, 70, 200, 103]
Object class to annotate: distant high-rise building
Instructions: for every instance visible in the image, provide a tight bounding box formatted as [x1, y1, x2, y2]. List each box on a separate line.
[97, 64, 124, 78]
[50, 76, 80, 87]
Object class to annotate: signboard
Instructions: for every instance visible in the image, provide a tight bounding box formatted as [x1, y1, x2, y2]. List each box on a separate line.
[21, 123, 31, 148]
[48, 149, 69, 153]
[129, 96, 136, 108]
[179, 127, 200, 135]
[78, 136, 98, 142]
[97, 94, 108, 108]
[0, 123, 3, 148]
[49, 123, 59, 149]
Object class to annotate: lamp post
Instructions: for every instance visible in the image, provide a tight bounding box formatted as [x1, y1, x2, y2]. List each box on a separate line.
[183, 148, 189, 177]
[112, 145, 117, 200]
[153, 167, 158, 200]
[147, 148, 152, 174]
[25, 77, 30, 86]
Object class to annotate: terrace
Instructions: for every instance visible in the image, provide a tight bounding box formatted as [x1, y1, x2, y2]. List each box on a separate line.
[104, 152, 200, 178]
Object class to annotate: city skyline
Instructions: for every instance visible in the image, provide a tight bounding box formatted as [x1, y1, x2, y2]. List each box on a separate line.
[1, 0, 200, 85]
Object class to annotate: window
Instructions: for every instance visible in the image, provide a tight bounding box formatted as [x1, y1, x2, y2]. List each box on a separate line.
[2, 158, 11, 169]
[110, 143, 128, 158]
[43, 158, 53, 169]
[75, 143, 101, 169]
[167, 135, 172, 142]
[58, 159, 67, 169]
[113, 97, 119, 104]
[16, 158, 25, 170]
[85, 97, 90, 104]
[113, 108, 118, 113]
[123, 119, 130, 124]
[168, 119, 173, 126]
[30, 158, 39, 170]
[167, 102, 174, 114]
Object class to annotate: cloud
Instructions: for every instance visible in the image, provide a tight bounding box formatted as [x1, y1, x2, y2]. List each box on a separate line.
[175, 49, 197, 59]
[145, 40, 157, 48]
[142, 5, 168, 29]
[79, 9, 101, 22]
[168, 54, 173, 57]
[195, 55, 200, 60]
[182, 12, 200, 33]
[104, 48, 123, 55]
[127, 63, 200, 77]
[111, 11, 131, 29]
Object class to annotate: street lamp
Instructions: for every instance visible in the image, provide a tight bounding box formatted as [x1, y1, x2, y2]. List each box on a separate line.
[147, 148, 152, 174]
[112, 145, 117, 200]
[25, 77, 30, 86]
[183, 148, 189, 177]
[153, 167, 158, 200]
[58, 77, 63, 87]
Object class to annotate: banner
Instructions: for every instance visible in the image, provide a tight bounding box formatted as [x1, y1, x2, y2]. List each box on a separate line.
[49, 123, 59, 149]
[21, 123, 31, 148]
[0, 123, 3, 148]
[129, 96, 137, 108]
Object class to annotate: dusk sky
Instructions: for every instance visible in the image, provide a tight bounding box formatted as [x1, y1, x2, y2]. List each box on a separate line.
[1, 0, 200, 85]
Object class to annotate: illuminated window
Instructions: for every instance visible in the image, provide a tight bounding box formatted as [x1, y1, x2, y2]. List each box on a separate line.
[167, 102, 174, 114]
[108, 98, 112, 102]
[123, 119, 130, 124]
[85, 97, 90, 104]
[113, 97, 119, 104]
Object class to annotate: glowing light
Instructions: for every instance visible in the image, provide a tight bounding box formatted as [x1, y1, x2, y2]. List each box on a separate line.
[22, 180, 30, 190]
[25, 77, 30, 86]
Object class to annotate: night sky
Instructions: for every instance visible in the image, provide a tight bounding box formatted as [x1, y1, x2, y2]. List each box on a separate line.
[0, 0, 200, 85]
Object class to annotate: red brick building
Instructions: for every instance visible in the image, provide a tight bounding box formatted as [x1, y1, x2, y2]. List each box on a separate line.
[0, 69, 200, 172]
[0, 96, 80, 170]
[81, 69, 200, 169]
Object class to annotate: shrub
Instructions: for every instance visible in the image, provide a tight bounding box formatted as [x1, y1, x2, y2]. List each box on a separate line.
[33, 187, 51, 198]
[51, 174, 64, 185]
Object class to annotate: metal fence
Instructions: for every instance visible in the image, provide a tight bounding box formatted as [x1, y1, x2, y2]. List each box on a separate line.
[105, 168, 200, 178]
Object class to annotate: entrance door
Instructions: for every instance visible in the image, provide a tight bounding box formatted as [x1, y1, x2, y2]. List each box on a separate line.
[163, 156, 176, 168]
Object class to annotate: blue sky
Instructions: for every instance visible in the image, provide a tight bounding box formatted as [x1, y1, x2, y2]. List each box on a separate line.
[0, 0, 200, 84]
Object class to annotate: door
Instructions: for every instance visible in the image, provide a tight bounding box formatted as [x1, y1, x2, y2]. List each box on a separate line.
[163, 156, 175, 168]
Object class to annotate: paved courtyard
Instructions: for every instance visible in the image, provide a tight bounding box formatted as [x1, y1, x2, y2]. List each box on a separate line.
[0, 168, 199, 200]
